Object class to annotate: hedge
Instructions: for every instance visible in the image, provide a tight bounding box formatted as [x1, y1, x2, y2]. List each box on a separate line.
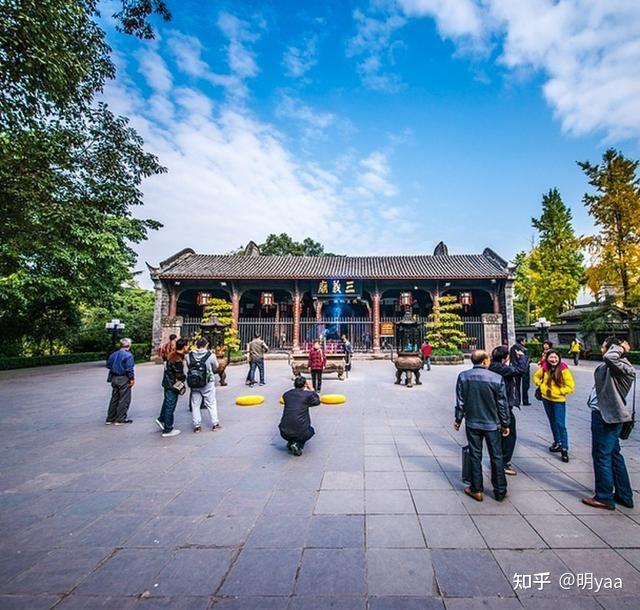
[0, 352, 106, 370]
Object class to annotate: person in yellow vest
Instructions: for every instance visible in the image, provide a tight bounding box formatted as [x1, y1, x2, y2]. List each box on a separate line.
[569, 337, 582, 366]
[534, 350, 576, 463]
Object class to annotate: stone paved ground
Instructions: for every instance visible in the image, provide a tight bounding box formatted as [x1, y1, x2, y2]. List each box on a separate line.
[0, 358, 639, 609]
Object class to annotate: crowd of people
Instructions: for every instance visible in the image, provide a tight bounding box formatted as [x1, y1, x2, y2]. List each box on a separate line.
[105, 331, 636, 506]
[454, 335, 636, 510]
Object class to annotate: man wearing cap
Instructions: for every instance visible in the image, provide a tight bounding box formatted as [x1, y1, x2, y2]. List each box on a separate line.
[105, 338, 136, 425]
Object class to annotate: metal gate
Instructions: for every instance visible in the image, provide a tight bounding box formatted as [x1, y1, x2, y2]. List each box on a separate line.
[299, 317, 373, 352]
[238, 318, 293, 352]
[462, 316, 484, 350]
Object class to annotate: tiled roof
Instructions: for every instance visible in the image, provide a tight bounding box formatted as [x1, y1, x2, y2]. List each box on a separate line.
[154, 251, 511, 280]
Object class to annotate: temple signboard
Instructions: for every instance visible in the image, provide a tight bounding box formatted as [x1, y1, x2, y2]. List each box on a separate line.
[380, 321, 394, 336]
[312, 279, 362, 298]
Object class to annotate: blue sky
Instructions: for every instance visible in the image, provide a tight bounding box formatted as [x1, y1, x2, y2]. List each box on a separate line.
[100, 0, 640, 284]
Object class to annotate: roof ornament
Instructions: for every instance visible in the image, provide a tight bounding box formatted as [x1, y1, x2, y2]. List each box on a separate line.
[244, 241, 261, 256]
[433, 241, 448, 256]
[482, 247, 508, 269]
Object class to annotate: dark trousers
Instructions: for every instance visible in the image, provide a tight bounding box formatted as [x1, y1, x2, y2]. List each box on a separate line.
[591, 410, 633, 506]
[572, 352, 579, 365]
[466, 426, 507, 497]
[107, 375, 131, 422]
[311, 370, 323, 392]
[247, 359, 265, 384]
[421, 356, 431, 371]
[158, 388, 179, 433]
[501, 409, 517, 466]
[520, 371, 530, 404]
[280, 426, 315, 448]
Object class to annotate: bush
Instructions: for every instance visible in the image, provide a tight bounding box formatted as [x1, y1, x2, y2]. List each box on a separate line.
[432, 348, 464, 356]
[130, 343, 151, 361]
[628, 351, 640, 365]
[0, 352, 105, 370]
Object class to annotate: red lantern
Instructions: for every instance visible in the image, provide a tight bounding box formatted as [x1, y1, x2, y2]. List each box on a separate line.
[196, 292, 211, 306]
[399, 292, 413, 307]
[260, 292, 274, 306]
[460, 292, 474, 307]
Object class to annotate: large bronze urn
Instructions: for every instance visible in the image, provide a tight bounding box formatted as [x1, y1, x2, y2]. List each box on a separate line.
[392, 312, 423, 387]
[200, 316, 230, 386]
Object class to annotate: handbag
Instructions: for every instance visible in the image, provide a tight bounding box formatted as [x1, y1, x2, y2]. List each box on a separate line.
[461, 445, 472, 483]
[620, 377, 636, 440]
[535, 387, 542, 401]
[171, 380, 187, 395]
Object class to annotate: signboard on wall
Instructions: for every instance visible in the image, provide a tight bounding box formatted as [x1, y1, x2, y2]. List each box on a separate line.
[312, 279, 362, 298]
[380, 321, 394, 336]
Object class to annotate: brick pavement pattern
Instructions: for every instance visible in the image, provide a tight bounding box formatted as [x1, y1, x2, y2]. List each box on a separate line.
[0, 359, 639, 608]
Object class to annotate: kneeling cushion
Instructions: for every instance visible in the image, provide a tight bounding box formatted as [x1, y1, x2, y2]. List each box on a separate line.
[235, 395, 265, 406]
[320, 394, 346, 405]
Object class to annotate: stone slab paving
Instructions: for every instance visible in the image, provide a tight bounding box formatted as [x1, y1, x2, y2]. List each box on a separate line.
[0, 358, 639, 608]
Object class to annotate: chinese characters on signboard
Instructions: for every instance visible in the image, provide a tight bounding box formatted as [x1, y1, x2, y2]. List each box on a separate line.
[313, 280, 361, 298]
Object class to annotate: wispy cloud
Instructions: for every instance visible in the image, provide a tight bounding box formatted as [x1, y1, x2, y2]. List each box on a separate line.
[283, 34, 319, 79]
[275, 93, 335, 140]
[102, 29, 417, 276]
[347, 3, 407, 92]
[396, 0, 640, 141]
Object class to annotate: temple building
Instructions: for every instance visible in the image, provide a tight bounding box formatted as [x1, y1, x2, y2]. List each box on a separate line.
[148, 241, 516, 354]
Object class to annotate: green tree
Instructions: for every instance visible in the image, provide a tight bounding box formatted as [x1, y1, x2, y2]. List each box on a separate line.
[578, 149, 640, 325]
[513, 250, 540, 325]
[259, 233, 334, 256]
[0, 0, 169, 353]
[426, 295, 468, 353]
[528, 188, 584, 321]
[201, 298, 241, 352]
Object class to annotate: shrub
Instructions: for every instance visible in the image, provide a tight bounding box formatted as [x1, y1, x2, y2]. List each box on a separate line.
[0, 352, 105, 370]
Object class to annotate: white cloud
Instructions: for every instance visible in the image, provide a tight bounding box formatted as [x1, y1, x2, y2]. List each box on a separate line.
[103, 34, 418, 281]
[136, 48, 173, 93]
[217, 12, 260, 79]
[395, 0, 640, 140]
[283, 35, 319, 79]
[347, 5, 407, 92]
[275, 94, 335, 140]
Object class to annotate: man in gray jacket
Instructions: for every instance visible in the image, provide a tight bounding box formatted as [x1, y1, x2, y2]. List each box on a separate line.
[246, 333, 269, 386]
[454, 349, 510, 502]
[187, 337, 220, 433]
[583, 337, 635, 510]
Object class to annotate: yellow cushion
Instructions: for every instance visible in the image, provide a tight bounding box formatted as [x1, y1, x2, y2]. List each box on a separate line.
[235, 395, 265, 406]
[320, 394, 346, 405]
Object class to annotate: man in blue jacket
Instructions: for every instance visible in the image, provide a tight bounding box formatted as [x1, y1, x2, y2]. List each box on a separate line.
[454, 349, 510, 502]
[105, 338, 135, 425]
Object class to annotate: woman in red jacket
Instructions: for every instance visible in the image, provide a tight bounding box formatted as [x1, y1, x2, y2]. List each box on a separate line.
[308, 340, 326, 392]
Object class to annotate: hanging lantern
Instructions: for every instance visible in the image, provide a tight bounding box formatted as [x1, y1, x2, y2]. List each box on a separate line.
[196, 291, 212, 306]
[260, 292, 274, 306]
[399, 292, 413, 307]
[460, 292, 474, 307]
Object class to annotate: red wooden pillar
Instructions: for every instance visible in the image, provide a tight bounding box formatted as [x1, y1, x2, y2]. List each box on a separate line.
[293, 292, 301, 352]
[372, 292, 381, 353]
[168, 287, 178, 317]
[231, 289, 240, 330]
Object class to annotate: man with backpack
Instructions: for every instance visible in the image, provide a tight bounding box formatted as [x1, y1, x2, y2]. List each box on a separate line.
[187, 337, 220, 433]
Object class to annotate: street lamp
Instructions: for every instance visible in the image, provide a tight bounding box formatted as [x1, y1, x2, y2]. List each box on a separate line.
[534, 317, 551, 343]
[105, 319, 125, 351]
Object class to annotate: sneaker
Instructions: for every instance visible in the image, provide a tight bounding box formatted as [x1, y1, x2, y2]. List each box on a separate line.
[549, 442, 561, 453]
[212, 424, 222, 431]
[259, 382, 265, 386]
[155, 419, 165, 431]
[614, 496, 634, 509]
[561, 450, 569, 463]
[114, 419, 133, 425]
[494, 492, 507, 502]
[162, 429, 181, 437]
[290, 443, 303, 456]
[504, 465, 517, 476]
[286, 442, 293, 451]
[193, 426, 201, 433]
[105, 420, 114, 425]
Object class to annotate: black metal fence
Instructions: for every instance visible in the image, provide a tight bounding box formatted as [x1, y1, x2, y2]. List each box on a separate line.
[180, 315, 486, 352]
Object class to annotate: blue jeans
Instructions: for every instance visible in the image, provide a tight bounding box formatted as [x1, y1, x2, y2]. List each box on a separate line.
[591, 410, 633, 506]
[543, 400, 568, 449]
[158, 388, 179, 433]
[247, 359, 265, 384]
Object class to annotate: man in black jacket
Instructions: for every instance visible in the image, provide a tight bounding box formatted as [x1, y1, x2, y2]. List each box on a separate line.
[489, 345, 528, 476]
[455, 350, 510, 502]
[510, 336, 531, 405]
[279, 376, 321, 456]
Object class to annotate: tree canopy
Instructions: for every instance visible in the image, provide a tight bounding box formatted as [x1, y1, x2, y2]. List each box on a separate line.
[0, 0, 170, 353]
[579, 149, 640, 316]
[258, 233, 335, 256]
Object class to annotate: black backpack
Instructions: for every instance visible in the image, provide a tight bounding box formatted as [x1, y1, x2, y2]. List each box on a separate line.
[187, 351, 211, 388]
